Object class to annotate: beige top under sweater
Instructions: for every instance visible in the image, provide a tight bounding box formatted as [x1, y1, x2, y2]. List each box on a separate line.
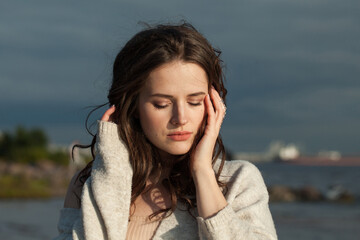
[53, 121, 278, 240]
[126, 215, 161, 240]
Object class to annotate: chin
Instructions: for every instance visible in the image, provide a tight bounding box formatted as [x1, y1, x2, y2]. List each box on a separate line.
[165, 147, 191, 156]
[158, 143, 192, 156]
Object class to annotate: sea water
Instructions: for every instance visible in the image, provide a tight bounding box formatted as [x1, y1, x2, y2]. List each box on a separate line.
[0, 163, 359, 240]
[259, 162, 360, 240]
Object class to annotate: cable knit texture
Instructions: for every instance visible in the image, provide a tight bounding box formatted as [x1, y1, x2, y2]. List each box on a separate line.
[54, 121, 277, 240]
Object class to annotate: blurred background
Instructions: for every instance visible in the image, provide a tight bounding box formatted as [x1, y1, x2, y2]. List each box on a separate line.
[0, 0, 359, 239]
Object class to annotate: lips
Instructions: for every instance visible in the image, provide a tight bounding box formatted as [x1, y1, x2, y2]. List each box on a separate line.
[167, 131, 192, 141]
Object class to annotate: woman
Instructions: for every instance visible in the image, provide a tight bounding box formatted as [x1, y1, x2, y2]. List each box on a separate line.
[54, 22, 277, 240]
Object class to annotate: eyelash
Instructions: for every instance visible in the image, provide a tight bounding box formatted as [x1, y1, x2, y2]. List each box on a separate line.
[154, 104, 167, 109]
[154, 102, 202, 109]
[189, 102, 201, 106]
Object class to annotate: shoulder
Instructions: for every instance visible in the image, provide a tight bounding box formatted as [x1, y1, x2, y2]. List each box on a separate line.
[215, 159, 262, 180]
[215, 160, 268, 196]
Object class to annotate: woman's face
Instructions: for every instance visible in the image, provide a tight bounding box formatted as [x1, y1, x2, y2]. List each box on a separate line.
[138, 60, 208, 156]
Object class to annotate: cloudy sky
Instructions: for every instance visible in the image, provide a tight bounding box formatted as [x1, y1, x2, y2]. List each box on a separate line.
[1, 0, 359, 154]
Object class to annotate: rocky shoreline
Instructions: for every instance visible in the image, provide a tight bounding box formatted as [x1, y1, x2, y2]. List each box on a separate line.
[0, 160, 357, 203]
[268, 185, 356, 203]
[0, 160, 76, 198]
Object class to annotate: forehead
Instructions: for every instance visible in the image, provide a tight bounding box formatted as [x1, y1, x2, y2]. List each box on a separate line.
[143, 61, 208, 95]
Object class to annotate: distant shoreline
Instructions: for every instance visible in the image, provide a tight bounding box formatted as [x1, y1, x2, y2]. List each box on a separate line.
[279, 156, 360, 166]
[0, 160, 74, 199]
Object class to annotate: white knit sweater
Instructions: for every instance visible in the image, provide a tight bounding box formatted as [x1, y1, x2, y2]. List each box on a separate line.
[54, 121, 277, 240]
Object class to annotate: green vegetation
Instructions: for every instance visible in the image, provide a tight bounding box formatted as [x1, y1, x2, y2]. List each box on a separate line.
[0, 126, 68, 165]
[0, 126, 92, 198]
[0, 174, 51, 198]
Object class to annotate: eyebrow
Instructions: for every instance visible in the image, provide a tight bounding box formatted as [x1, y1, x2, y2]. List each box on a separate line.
[150, 92, 206, 99]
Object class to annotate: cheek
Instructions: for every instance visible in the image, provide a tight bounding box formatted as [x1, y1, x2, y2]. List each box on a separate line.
[193, 107, 206, 129]
[139, 107, 165, 134]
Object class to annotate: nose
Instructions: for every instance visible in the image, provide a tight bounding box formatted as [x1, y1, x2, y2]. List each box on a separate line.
[170, 103, 188, 126]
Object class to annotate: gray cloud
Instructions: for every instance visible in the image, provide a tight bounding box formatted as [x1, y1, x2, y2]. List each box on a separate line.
[1, 0, 359, 153]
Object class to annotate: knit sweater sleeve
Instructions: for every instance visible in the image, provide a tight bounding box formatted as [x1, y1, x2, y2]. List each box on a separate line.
[53, 208, 80, 240]
[196, 160, 277, 240]
[79, 120, 133, 240]
[53, 121, 133, 240]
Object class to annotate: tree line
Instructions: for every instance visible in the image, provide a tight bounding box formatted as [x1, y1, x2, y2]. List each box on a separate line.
[0, 126, 68, 165]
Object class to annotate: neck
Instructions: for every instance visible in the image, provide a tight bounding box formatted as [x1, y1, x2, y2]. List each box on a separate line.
[147, 166, 171, 186]
[147, 153, 175, 186]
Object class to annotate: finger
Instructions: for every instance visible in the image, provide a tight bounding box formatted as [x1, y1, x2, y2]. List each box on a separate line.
[210, 88, 226, 120]
[204, 94, 215, 125]
[209, 89, 226, 133]
[101, 105, 116, 122]
[214, 90, 226, 117]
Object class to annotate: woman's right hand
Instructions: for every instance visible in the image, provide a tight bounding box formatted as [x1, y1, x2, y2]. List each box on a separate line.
[101, 105, 116, 122]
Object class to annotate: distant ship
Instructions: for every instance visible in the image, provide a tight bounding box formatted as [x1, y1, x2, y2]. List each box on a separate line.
[234, 142, 360, 166]
[280, 155, 360, 166]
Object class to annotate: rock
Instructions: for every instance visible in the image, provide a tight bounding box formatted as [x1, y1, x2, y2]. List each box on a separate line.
[326, 184, 355, 203]
[0, 161, 7, 172]
[297, 186, 323, 201]
[7, 163, 24, 176]
[268, 184, 356, 204]
[336, 191, 355, 204]
[0, 161, 71, 199]
[268, 185, 297, 202]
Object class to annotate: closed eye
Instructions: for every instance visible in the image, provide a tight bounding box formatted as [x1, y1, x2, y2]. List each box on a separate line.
[189, 102, 202, 106]
[154, 104, 168, 109]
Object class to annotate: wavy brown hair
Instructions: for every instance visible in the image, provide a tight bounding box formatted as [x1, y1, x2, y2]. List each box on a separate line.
[75, 21, 228, 219]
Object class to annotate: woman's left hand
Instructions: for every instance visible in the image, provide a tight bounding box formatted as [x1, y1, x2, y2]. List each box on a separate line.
[190, 87, 227, 218]
[190, 87, 226, 174]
